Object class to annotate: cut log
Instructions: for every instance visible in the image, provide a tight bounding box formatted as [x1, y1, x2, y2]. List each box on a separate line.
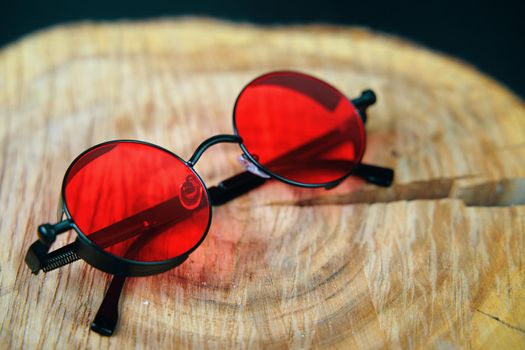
[1, 19, 524, 349]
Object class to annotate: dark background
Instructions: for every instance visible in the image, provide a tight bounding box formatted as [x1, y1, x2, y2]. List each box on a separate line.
[2, 0, 524, 97]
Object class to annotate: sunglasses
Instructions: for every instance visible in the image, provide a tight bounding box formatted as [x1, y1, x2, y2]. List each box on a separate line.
[25, 71, 394, 335]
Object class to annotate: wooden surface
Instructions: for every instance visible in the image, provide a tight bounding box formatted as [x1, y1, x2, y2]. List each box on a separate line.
[1, 18, 525, 349]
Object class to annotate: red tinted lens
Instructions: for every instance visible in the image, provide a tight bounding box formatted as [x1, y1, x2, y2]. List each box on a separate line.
[234, 71, 366, 185]
[63, 141, 210, 263]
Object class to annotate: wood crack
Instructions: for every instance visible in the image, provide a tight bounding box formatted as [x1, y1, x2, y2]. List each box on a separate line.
[264, 176, 525, 208]
[476, 309, 525, 335]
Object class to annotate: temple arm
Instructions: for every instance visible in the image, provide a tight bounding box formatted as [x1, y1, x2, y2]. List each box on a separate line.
[208, 171, 267, 205]
[208, 162, 393, 206]
[90, 211, 193, 335]
[352, 163, 394, 187]
[91, 275, 126, 336]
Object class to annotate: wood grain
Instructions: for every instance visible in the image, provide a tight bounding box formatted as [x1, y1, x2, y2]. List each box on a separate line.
[1, 18, 525, 349]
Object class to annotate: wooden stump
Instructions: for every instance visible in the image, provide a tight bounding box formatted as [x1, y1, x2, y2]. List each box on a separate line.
[1, 19, 524, 349]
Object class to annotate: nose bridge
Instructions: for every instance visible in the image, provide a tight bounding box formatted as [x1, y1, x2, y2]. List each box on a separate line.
[187, 134, 242, 167]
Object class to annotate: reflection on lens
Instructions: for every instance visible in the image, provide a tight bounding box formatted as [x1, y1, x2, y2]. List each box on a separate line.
[180, 175, 203, 210]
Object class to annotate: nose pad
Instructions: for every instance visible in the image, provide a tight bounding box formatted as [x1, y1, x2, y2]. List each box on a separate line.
[238, 154, 271, 179]
[179, 175, 203, 210]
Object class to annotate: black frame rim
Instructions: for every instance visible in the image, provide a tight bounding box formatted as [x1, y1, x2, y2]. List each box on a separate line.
[60, 139, 213, 273]
[232, 70, 367, 189]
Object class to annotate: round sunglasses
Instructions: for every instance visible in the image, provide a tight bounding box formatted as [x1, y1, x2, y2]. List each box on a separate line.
[25, 71, 394, 335]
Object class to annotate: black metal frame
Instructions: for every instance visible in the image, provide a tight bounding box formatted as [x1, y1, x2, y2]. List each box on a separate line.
[24, 71, 394, 336]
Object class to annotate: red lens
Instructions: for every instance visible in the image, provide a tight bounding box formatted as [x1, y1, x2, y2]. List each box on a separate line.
[63, 141, 210, 263]
[234, 71, 366, 185]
